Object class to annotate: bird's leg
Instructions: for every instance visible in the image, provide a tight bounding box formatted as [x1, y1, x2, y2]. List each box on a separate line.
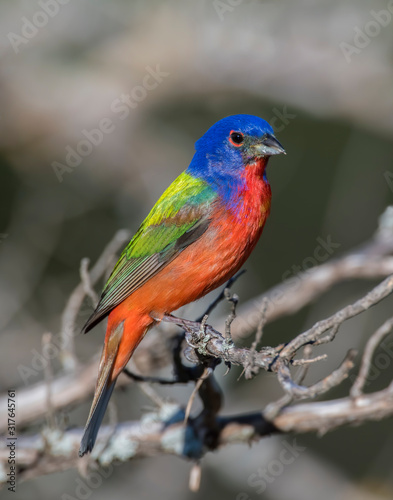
[160, 314, 212, 353]
[195, 314, 211, 356]
[125, 314, 207, 384]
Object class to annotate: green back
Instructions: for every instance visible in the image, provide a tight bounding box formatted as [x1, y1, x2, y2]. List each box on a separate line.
[83, 172, 217, 332]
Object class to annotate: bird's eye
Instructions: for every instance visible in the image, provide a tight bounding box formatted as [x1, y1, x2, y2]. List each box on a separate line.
[229, 131, 244, 146]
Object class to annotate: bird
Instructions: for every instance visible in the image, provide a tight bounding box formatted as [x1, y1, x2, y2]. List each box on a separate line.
[79, 114, 285, 456]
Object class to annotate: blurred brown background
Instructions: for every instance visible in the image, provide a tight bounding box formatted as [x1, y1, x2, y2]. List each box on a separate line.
[1, 0, 393, 499]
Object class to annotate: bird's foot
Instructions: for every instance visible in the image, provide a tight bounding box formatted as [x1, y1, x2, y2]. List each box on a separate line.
[222, 337, 234, 352]
[195, 315, 211, 355]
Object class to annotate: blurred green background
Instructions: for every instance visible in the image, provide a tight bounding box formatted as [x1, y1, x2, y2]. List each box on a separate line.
[1, 0, 393, 499]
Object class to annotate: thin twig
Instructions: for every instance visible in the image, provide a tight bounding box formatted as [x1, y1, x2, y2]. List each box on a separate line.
[80, 258, 99, 307]
[350, 317, 393, 398]
[60, 229, 130, 371]
[139, 382, 165, 408]
[184, 367, 211, 424]
[279, 275, 393, 358]
[244, 297, 270, 380]
[253, 297, 270, 350]
[277, 350, 357, 400]
[42, 332, 55, 429]
[292, 354, 328, 366]
[264, 345, 313, 419]
[196, 270, 246, 323]
[312, 324, 340, 346]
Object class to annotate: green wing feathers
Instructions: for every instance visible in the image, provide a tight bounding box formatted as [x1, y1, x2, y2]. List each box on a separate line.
[83, 172, 217, 333]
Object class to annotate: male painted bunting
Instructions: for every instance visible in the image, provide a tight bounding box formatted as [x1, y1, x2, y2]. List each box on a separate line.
[79, 114, 285, 456]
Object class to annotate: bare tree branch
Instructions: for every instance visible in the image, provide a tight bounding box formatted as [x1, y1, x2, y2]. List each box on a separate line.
[3, 382, 393, 482]
[1, 225, 392, 434]
[2, 208, 393, 486]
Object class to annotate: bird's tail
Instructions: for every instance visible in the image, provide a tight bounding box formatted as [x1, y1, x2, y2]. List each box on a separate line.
[79, 321, 124, 457]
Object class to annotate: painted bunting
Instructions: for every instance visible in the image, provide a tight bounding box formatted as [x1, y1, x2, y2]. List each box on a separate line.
[79, 114, 285, 456]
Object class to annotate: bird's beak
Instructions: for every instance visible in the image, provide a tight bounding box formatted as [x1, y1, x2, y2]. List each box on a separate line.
[253, 133, 286, 157]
